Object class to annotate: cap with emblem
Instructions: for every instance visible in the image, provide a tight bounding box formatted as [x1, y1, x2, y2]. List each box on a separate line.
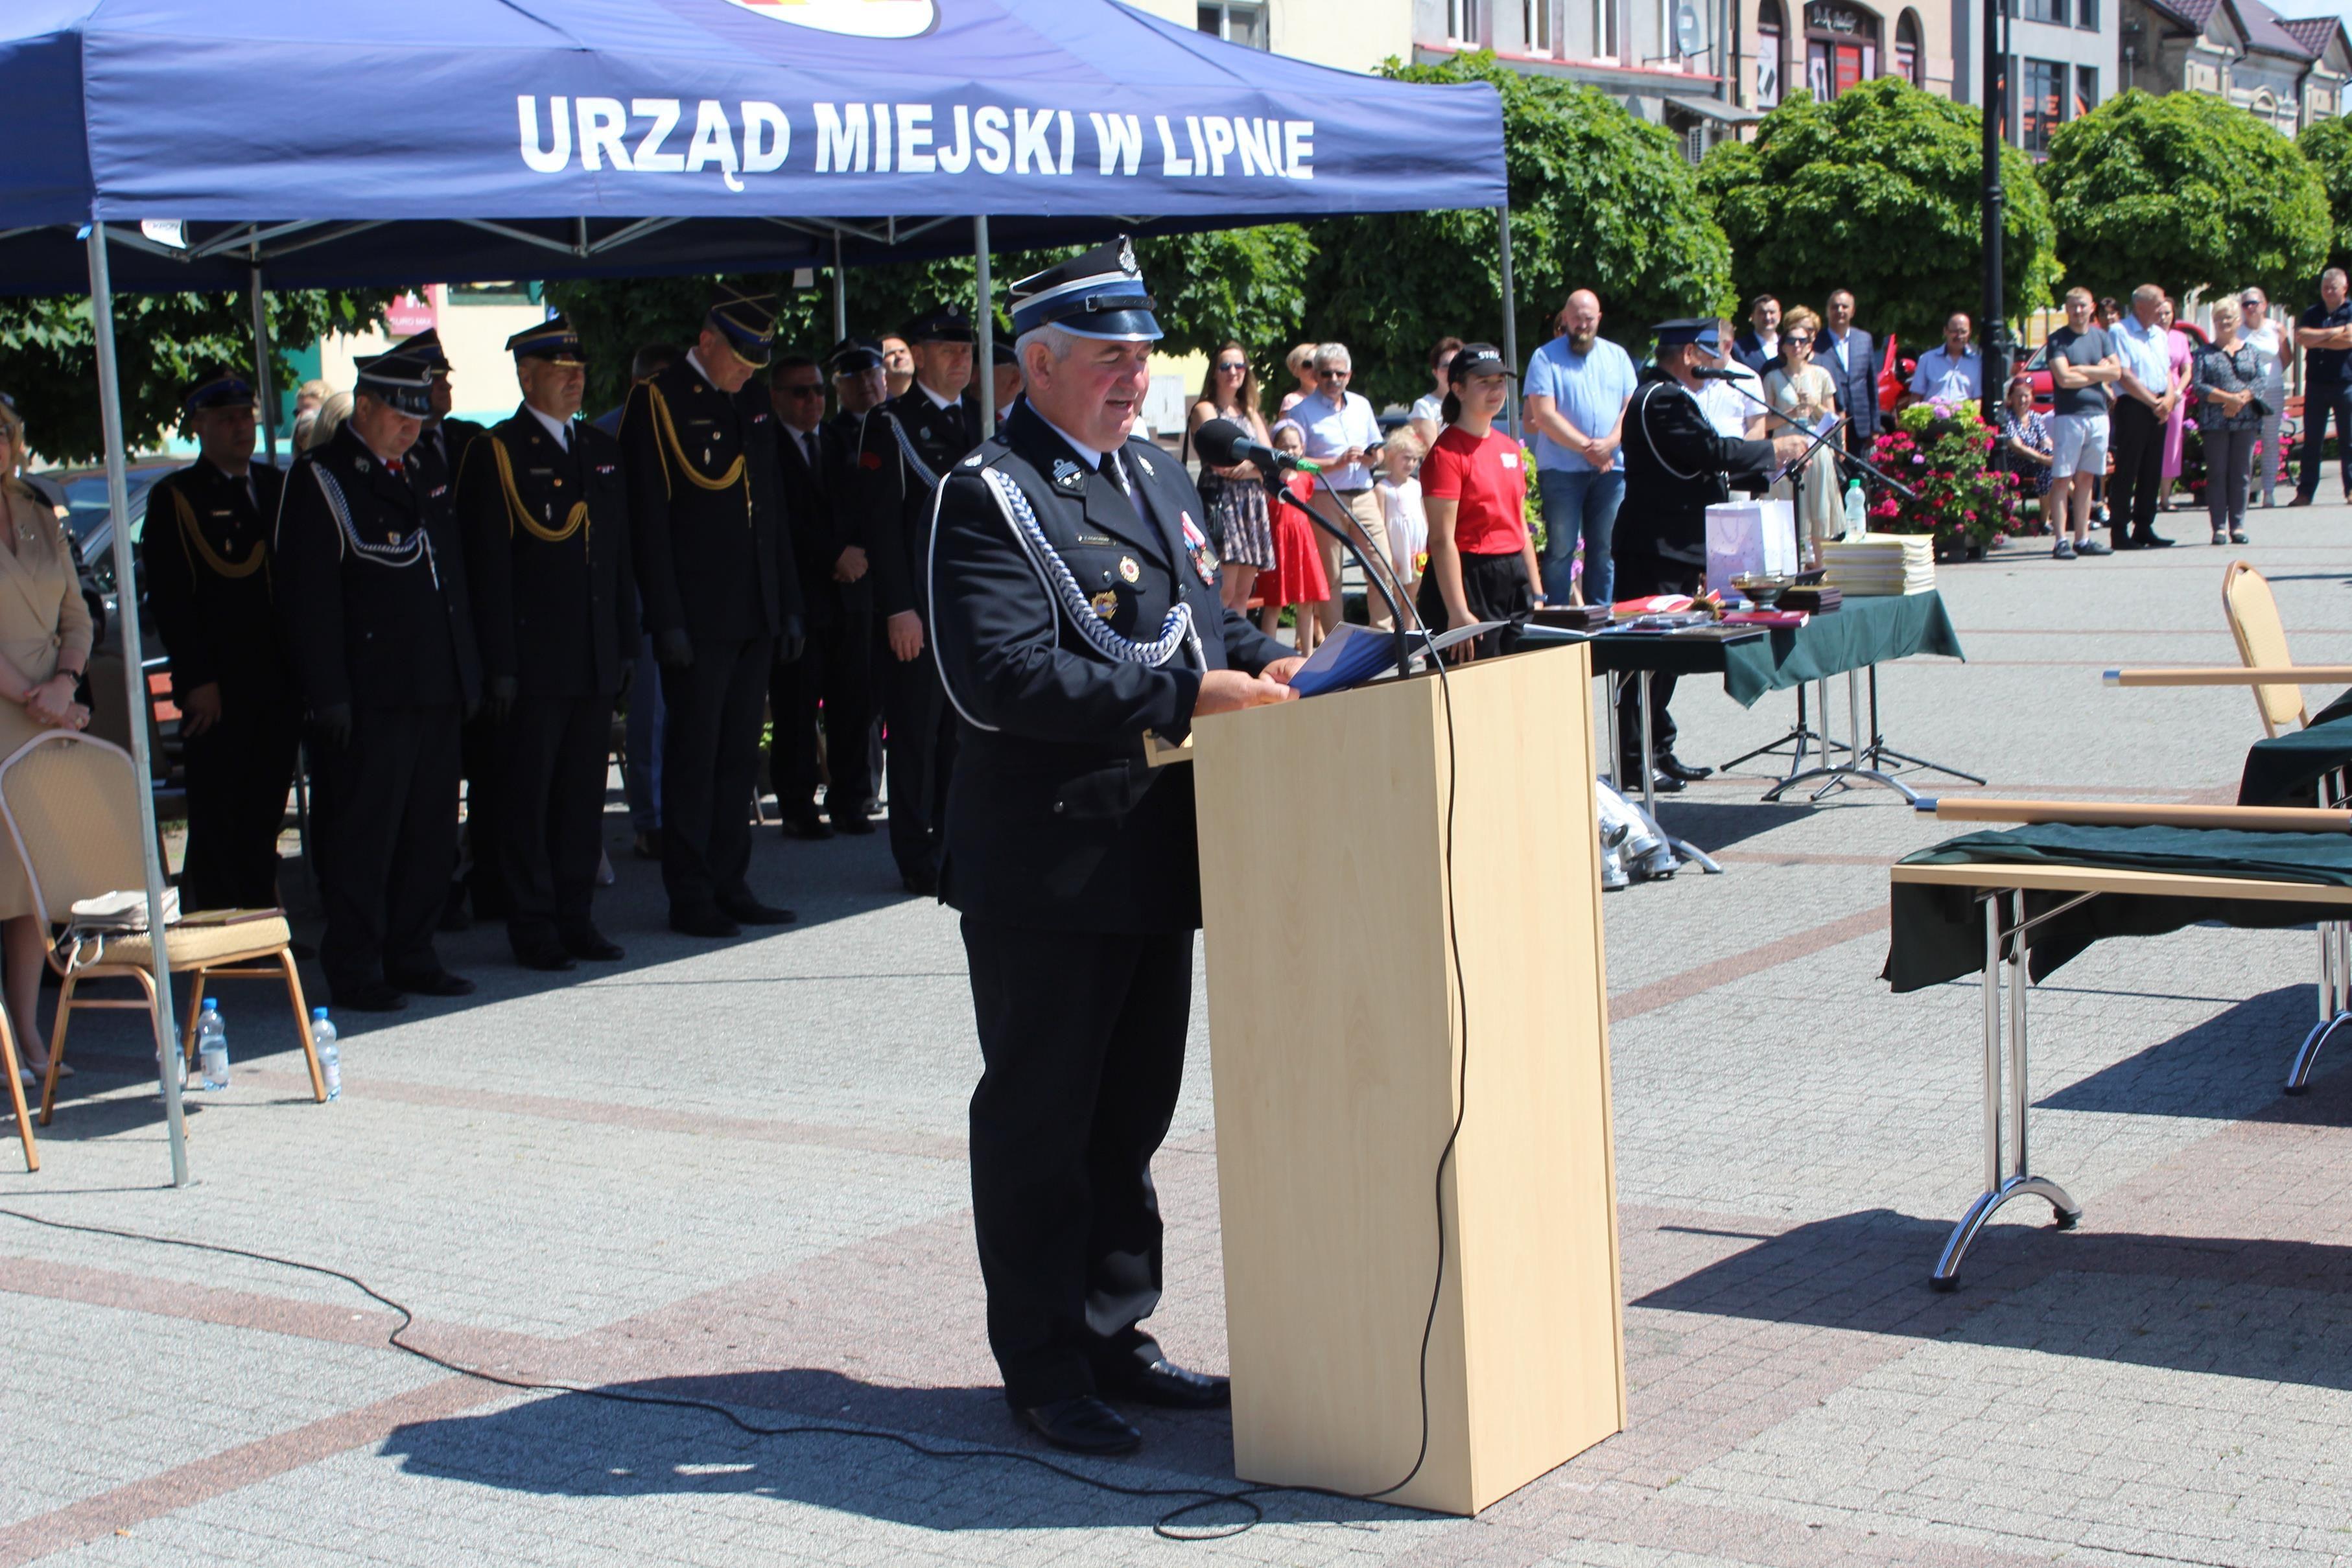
[506, 312, 585, 366]
[353, 347, 437, 416]
[395, 328, 453, 377]
[707, 283, 778, 369]
[1445, 342, 1514, 381]
[901, 304, 974, 345]
[828, 336, 885, 375]
[1007, 237, 1162, 344]
[182, 367, 255, 415]
[991, 340, 1019, 368]
[1650, 318, 1718, 349]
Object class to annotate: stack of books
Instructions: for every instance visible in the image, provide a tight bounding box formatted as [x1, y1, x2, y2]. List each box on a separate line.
[1783, 585, 1842, 613]
[1818, 535, 1935, 596]
[1532, 603, 1612, 631]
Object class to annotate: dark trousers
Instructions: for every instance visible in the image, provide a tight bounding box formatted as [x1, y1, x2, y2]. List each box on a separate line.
[458, 712, 509, 919]
[313, 704, 462, 995]
[1611, 552, 1699, 762]
[882, 638, 956, 882]
[771, 613, 875, 823]
[658, 633, 773, 914]
[178, 681, 298, 911]
[497, 694, 611, 948]
[2109, 398, 2165, 540]
[2297, 382, 2352, 500]
[962, 915, 1191, 1406]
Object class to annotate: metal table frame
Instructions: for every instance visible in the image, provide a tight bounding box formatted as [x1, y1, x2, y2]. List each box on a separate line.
[1755, 664, 1984, 804]
[1892, 860, 2352, 1288]
[1599, 670, 1721, 876]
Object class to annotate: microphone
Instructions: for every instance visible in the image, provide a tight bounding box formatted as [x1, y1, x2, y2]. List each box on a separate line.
[1193, 420, 1413, 679]
[1689, 366, 1747, 380]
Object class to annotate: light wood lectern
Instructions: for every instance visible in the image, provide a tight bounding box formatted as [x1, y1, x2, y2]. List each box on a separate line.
[1187, 643, 1625, 1517]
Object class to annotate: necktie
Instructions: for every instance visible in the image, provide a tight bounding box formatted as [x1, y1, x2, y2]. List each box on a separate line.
[803, 430, 821, 473]
[1101, 451, 1147, 527]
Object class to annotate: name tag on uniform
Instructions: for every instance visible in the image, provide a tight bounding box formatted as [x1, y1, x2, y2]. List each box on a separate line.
[1499, 450, 1520, 469]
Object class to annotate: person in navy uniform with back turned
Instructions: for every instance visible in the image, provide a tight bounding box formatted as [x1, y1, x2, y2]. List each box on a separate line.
[455, 314, 635, 972]
[929, 239, 1304, 1457]
[141, 368, 297, 913]
[619, 285, 806, 937]
[274, 346, 482, 1012]
[871, 304, 982, 895]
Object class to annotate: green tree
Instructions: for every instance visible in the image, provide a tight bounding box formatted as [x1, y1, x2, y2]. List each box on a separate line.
[1300, 53, 1734, 408]
[1699, 77, 2060, 347]
[2044, 89, 2327, 307]
[2301, 113, 2352, 273]
[546, 226, 1312, 418]
[0, 290, 392, 466]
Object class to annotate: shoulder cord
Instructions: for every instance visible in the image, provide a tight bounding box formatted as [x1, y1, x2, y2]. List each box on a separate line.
[310, 463, 439, 589]
[1633, 381, 1704, 484]
[644, 381, 747, 496]
[483, 436, 587, 544]
[886, 411, 941, 492]
[928, 462, 1204, 736]
[170, 484, 267, 581]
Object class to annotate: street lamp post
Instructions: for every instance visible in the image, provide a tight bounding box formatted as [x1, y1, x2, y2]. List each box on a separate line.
[1981, 0, 2010, 395]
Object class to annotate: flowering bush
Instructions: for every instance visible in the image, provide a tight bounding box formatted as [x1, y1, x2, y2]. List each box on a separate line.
[1866, 397, 2021, 554]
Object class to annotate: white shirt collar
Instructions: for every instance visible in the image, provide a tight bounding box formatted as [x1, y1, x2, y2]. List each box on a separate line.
[685, 348, 720, 389]
[523, 403, 573, 447]
[1036, 409, 1109, 470]
[917, 379, 962, 412]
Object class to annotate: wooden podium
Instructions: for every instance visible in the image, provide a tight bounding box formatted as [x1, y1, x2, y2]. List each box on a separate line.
[1188, 643, 1624, 1516]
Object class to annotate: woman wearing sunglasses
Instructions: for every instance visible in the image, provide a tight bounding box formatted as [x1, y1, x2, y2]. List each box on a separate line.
[1184, 344, 1276, 612]
[1761, 305, 1842, 556]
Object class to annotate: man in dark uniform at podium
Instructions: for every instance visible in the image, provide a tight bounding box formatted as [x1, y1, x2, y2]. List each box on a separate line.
[141, 368, 296, 911]
[276, 346, 482, 1012]
[1617, 319, 1807, 792]
[620, 285, 805, 937]
[871, 305, 980, 894]
[930, 239, 1302, 1457]
[456, 314, 635, 971]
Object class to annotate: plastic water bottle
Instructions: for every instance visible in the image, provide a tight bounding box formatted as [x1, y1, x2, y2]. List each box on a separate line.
[196, 999, 229, 1091]
[1843, 479, 1868, 539]
[312, 1007, 340, 1101]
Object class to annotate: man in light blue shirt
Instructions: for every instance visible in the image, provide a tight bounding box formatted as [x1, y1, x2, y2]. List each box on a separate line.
[2108, 283, 2181, 549]
[1907, 313, 1984, 403]
[1522, 289, 1638, 607]
[1294, 343, 1395, 633]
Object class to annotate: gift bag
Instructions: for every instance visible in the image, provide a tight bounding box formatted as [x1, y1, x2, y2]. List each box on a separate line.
[1704, 499, 1798, 595]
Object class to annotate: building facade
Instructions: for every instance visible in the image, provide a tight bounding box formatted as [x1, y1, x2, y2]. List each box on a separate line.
[2115, 0, 2348, 132]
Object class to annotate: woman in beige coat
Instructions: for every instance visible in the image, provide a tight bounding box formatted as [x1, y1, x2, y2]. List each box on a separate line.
[0, 399, 94, 1084]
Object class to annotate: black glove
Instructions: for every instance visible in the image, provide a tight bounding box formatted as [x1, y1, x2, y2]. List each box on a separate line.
[654, 628, 695, 669]
[777, 614, 805, 666]
[314, 703, 353, 749]
[486, 675, 518, 723]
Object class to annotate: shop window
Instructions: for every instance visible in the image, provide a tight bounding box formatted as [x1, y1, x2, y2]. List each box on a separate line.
[1756, 0, 1783, 104]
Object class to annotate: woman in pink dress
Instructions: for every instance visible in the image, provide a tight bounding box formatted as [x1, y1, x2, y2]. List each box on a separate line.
[2159, 296, 2193, 509]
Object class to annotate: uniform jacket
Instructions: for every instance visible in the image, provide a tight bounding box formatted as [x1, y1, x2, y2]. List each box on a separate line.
[455, 405, 636, 699]
[821, 406, 893, 622]
[871, 384, 982, 622]
[141, 457, 290, 701]
[930, 399, 1289, 934]
[1619, 369, 1780, 567]
[619, 357, 804, 643]
[775, 415, 856, 628]
[274, 424, 482, 713]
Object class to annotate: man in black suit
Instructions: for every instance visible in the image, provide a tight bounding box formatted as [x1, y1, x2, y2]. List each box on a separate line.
[1731, 294, 1780, 377]
[455, 314, 635, 972]
[931, 239, 1303, 1458]
[871, 304, 982, 895]
[1819, 288, 1879, 451]
[274, 347, 482, 1011]
[141, 369, 296, 911]
[618, 285, 806, 937]
[768, 349, 877, 839]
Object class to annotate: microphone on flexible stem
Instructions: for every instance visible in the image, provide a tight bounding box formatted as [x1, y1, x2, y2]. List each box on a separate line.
[1688, 366, 1748, 380]
[1193, 418, 1417, 679]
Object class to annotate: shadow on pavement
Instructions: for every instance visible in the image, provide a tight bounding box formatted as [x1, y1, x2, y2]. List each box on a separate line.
[382, 1368, 1411, 1532]
[2033, 982, 2319, 1119]
[1649, 797, 1820, 854]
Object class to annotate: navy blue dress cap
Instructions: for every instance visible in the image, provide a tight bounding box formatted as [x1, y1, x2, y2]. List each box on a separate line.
[1007, 236, 1162, 343]
[900, 303, 974, 344]
[353, 347, 438, 415]
[182, 367, 254, 414]
[707, 283, 778, 368]
[506, 312, 585, 365]
[829, 336, 885, 375]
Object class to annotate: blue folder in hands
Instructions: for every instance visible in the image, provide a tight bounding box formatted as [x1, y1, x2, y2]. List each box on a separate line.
[1286, 622, 1503, 698]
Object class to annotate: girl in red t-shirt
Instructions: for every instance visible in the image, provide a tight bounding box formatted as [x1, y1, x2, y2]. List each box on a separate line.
[1416, 343, 1541, 662]
[1252, 421, 1332, 655]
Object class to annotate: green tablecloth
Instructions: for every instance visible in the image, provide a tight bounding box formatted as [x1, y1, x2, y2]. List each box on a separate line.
[1719, 590, 1964, 707]
[2238, 688, 2352, 806]
[1885, 823, 2352, 992]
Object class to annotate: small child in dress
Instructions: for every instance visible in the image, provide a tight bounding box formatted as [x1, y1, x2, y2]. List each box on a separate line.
[1374, 430, 1428, 627]
[1255, 421, 1331, 655]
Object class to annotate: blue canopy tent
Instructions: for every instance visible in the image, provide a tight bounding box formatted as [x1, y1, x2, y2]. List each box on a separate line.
[0, 0, 1509, 1181]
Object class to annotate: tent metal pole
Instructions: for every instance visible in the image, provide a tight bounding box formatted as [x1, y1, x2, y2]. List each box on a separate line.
[974, 216, 994, 433]
[832, 229, 848, 345]
[86, 222, 190, 1189]
[1496, 204, 1520, 439]
[248, 266, 279, 467]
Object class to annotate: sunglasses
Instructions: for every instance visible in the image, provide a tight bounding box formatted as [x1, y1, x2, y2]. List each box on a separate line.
[1217, 361, 1247, 373]
[1318, 368, 1349, 379]
[1785, 334, 1814, 345]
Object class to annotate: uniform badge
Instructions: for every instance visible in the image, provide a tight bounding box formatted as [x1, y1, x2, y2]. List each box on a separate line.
[1090, 589, 1119, 620]
[1052, 459, 1085, 490]
[960, 452, 984, 469]
[385, 532, 399, 544]
[1118, 556, 1140, 583]
[1132, 451, 1155, 478]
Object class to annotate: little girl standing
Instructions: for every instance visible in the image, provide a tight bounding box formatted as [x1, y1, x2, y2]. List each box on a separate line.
[1254, 421, 1331, 655]
[1374, 430, 1428, 626]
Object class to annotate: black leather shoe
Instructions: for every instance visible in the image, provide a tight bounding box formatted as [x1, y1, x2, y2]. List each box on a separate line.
[2287, 493, 2314, 508]
[2111, 533, 2143, 550]
[718, 896, 797, 926]
[832, 813, 877, 836]
[779, 813, 833, 841]
[1015, 1396, 1142, 1456]
[390, 968, 476, 998]
[511, 941, 576, 973]
[670, 905, 742, 939]
[1619, 764, 1685, 795]
[1655, 752, 1713, 783]
[1102, 1359, 1231, 1410]
[2134, 531, 2174, 548]
[559, 927, 626, 961]
[632, 828, 663, 861]
[900, 871, 939, 896]
[332, 981, 408, 1013]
